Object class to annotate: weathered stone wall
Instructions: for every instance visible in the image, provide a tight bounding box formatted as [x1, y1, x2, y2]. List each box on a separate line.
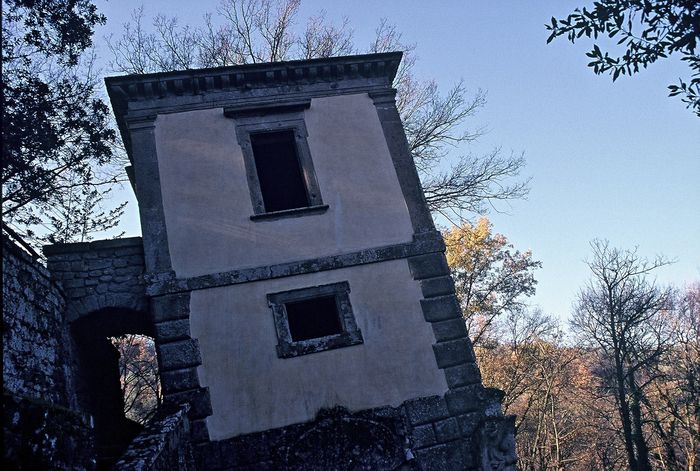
[114, 404, 194, 471]
[43, 237, 154, 467]
[3, 392, 95, 470]
[191, 392, 515, 470]
[2, 238, 75, 407]
[2, 237, 95, 470]
[43, 237, 148, 322]
[193, 405, 410, 470]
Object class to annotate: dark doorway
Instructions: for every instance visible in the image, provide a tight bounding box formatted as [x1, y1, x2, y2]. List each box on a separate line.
[71, 308, 157, 469]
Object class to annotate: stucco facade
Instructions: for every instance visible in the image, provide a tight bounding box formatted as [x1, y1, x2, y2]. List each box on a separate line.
[190, 260, 447, 439]
[97, 52, 518, 470]
[155, 94, 414, 278]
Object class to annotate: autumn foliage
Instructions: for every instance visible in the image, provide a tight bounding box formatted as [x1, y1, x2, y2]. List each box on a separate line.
[446, 221, 699, 470]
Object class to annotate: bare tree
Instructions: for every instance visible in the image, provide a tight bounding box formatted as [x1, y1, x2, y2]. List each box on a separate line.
[300, 10, 353, 59]
[643, 283, 700, 470]
[669, 284, 700, 469]
[571, 240, 674, 471]
[477, 308, 605, 471]
[106, 0, 528, 221]
[110, 334, 162, 425]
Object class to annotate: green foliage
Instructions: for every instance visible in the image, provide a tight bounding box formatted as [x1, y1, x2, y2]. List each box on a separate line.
[7, 0, 104, 66]
[1, 0, 124, 245]
[546, 0, 700, 116]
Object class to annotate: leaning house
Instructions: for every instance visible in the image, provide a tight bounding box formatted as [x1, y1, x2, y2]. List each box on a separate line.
[3, 52, 516, 470]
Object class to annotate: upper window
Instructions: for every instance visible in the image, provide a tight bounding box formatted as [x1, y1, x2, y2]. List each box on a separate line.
[232, 111, 327, 221]
[250, 130, 309, 212]
[267, 282, 363, 358]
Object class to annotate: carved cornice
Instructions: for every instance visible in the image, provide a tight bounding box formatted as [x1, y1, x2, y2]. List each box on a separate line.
[105, 51, 402, 161]
[125, 114, 157, 131]
[106, 52, 401, 103]
[368, 89, 398, 105]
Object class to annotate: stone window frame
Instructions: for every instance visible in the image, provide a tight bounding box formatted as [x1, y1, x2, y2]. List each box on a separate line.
[231, 109, 327, 221]
[267, 281, 363, 358]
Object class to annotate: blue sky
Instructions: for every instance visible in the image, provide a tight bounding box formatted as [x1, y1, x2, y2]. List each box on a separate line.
[93, 0, 700, 320]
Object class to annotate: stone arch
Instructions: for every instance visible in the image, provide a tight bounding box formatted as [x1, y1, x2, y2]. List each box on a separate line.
[71, 306, 154, 338]
[43, 236, 149, 324]
[67, 294, 149, 325]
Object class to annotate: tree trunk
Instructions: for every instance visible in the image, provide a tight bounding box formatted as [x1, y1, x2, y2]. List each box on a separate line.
[628, 377, 653, 471]
[615, 355, 638, 470]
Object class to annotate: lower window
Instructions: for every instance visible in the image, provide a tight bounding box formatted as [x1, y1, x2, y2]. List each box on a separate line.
[267, 281, 363, 358]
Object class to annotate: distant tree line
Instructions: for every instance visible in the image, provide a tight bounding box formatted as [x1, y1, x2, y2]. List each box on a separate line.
[446, 222, 699, 470]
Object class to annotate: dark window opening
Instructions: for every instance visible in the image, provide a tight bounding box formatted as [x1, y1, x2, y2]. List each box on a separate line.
[285, 296, 343, 342]
[268, 281, 363, 358]
[250, 130, 309, 212]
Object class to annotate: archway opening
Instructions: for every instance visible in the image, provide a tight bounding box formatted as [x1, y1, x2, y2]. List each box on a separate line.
[110, 334, 161, 424]
[71, 308, 159, 469]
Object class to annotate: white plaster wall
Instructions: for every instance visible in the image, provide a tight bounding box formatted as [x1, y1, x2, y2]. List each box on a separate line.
[189, 259, 448, 439]
[155, 94, 414, 278]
